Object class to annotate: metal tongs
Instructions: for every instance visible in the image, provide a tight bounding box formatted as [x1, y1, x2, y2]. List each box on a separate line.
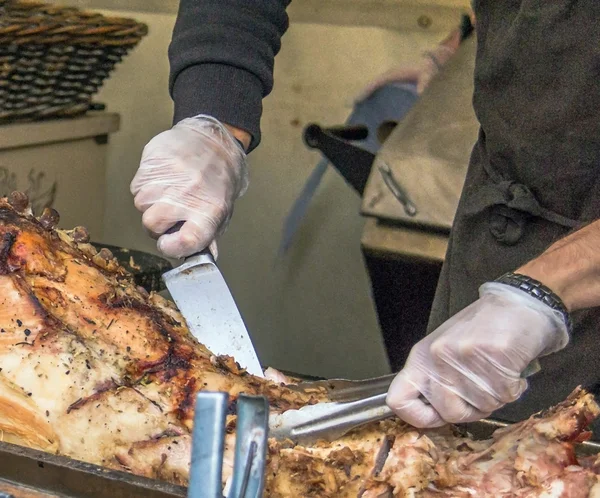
[270, 373, 397, 445]
[271, 361, 541, 446]
[270, 392, 393, 445]
[287, 373, 396, 402]
[188, 392, 269, 498]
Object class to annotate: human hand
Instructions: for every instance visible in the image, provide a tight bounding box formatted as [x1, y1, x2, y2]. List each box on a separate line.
[386, 283, 569, 428]
[355, 29, 462, 103]
[130, 115, 249, 259]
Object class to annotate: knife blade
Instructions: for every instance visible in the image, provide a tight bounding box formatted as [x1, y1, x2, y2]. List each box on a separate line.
[162, 248, 264, 378]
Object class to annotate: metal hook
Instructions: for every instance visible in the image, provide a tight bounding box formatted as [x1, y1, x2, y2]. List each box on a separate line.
[378, 161, 418, 216]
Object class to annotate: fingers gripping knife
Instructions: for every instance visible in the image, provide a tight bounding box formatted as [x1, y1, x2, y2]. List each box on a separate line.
[188, 393, 269, 498]
[162, 243, 263, 378]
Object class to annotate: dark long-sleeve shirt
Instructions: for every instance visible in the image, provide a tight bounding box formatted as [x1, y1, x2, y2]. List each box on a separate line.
[169, 0, 291, 152]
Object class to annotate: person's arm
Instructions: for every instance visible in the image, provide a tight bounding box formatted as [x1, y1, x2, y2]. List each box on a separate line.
[131, 1, 290, 259]
[169, 0, 291, 152]
[355, 13, 474, 103]
[386, 220, 600, 428]
[518, 220, 600, 312]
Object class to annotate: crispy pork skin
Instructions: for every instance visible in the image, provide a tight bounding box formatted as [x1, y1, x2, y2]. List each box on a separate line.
[0, 193, 599, 497]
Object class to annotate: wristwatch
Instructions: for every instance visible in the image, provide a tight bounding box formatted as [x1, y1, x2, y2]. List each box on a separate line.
[495, 272, 573, 335]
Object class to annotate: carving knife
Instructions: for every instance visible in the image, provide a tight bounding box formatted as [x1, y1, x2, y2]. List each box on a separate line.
[163, 246, 264, 378]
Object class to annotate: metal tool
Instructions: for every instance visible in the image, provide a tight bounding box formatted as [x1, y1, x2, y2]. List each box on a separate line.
[0, 440, 186, 498]
[188, 392, 269, 498]
[270, 392, 392, 446]
[378, 161, 417, 216]
[287, 356, 541, 403]
[228, 396, 269, 498]
[273, 359, 542, 445]
[163, 245, 263, 377]
[279, 82, 421, 257]
[287, 373, 396, 402]
[188, 392, 228, 498]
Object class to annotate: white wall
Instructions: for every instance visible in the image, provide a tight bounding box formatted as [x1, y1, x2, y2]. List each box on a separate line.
[89, 3, 466, 379]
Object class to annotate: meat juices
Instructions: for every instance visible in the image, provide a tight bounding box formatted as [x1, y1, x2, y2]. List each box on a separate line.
[0, 192, 599, 497]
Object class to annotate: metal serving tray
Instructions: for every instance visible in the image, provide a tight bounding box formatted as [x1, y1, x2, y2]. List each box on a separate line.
[0, 441, 186, 498]
[0, 419, 598, 497]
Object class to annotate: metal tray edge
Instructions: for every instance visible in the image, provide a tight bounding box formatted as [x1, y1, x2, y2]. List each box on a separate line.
[0, 441, 186, 498]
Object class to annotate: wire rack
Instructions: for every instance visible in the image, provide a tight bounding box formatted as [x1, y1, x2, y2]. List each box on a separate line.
[0, 0, 148, 122]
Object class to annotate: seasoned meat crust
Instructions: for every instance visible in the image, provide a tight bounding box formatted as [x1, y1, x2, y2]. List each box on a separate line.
[0, 193, 599, 497]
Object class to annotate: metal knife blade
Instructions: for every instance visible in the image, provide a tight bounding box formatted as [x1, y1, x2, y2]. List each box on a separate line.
[162, 249, 264, 378]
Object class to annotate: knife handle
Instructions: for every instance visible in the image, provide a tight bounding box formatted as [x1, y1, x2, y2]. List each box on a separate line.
[165, 221, 215, 262]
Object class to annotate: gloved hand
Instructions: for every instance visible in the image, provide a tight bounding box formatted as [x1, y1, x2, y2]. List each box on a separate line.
[386, 282, 569, 428]
[130, 115, 249, 259]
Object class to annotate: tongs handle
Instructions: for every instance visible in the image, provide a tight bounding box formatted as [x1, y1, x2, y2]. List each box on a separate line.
[229, 395, 269, 498]
[188, 393, 269, 498]
[290, 360, 541, 403]
[289, 373, 396, 402]
[189, 393, 228, 498]
[269, 393, 393, 446]
[299, 393, 393, 443]
[278, 361, 542, 445]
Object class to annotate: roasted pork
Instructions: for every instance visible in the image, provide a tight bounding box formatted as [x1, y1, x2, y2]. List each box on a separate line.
[0, 192, 598, 497]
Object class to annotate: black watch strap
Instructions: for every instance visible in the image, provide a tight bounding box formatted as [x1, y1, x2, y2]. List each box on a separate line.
[495, 272, 572, 334]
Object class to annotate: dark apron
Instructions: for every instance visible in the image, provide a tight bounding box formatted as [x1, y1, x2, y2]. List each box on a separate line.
[427, 0, 600, 430]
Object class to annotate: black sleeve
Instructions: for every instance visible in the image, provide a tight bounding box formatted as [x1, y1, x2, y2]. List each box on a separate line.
[168, 0, 291, 152]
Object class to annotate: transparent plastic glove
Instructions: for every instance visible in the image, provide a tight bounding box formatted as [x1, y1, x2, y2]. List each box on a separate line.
[130, 115, 248, 259]
[387, 282, 569, 428]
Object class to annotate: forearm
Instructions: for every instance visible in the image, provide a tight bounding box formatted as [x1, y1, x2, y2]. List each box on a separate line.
[517, 220, 600, 311]
[169, 0, 291, 152]
[224, 124, 251, 151]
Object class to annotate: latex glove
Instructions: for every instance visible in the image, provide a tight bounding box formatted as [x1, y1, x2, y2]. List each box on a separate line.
[131, 115, 248, 259]
[387, 282, 569, 428]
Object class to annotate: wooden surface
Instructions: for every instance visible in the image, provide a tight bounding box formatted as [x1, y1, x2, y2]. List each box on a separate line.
[0, 112, 120, 238]
[361, 36, 478, 231]
[361, 217, 448, 261]
[0, 113, 120, 150]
